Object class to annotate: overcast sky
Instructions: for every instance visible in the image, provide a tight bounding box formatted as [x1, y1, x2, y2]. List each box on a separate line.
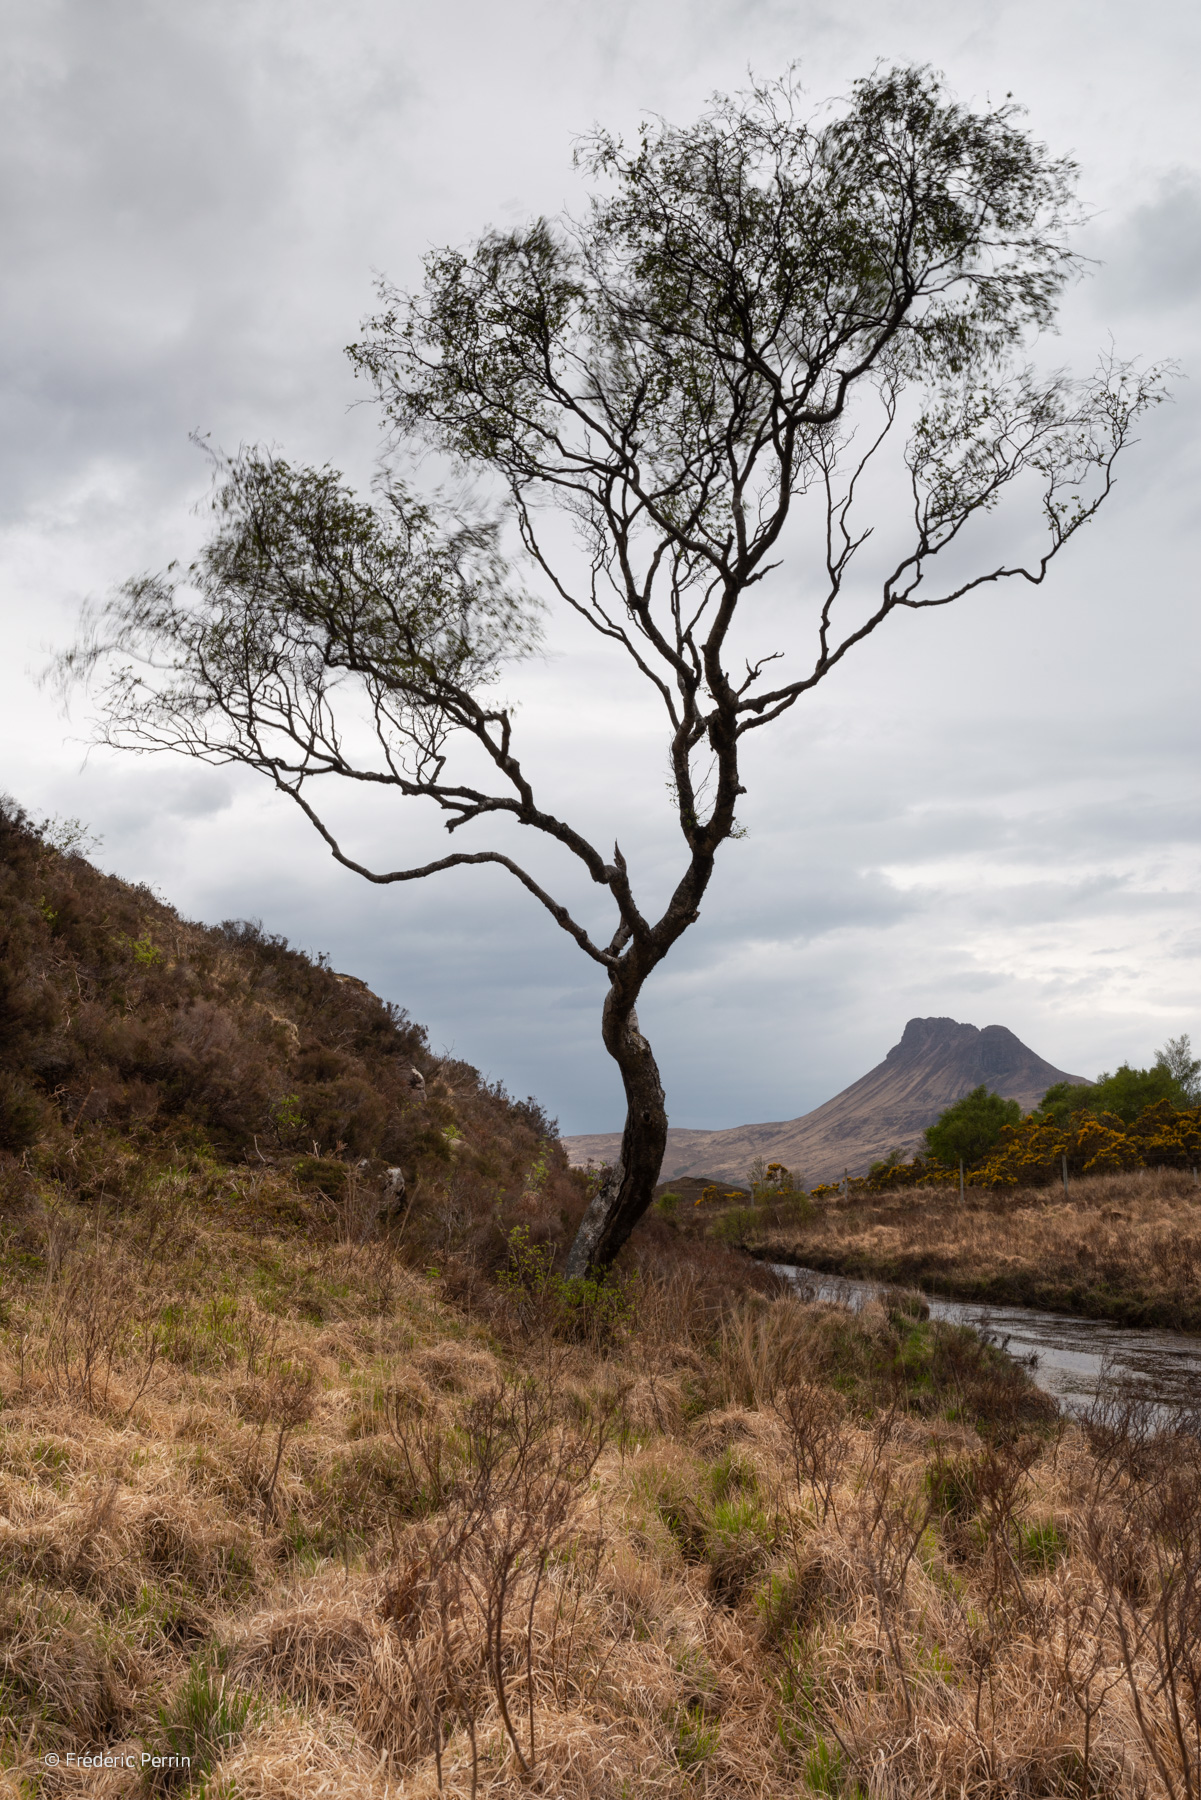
[2, 0, 1199, 1138]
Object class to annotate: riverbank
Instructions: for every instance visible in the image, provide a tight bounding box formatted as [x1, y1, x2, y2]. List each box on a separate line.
[745, 1166, 1201, 1330]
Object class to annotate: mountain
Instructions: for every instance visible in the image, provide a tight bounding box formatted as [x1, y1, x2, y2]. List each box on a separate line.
[560, 1016, 1090, 1186]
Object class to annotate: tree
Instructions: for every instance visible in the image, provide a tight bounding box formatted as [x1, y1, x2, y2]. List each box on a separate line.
[924, 1086, 1020, 1167]
[1041, 1061, 1188, 1127]
[1156, 1033, 1201, 1104]
[1037, 1079, 1096, 1126]
[62, 68, 1165, 1276]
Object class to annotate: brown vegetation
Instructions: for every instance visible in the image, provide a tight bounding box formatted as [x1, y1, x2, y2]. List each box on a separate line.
[5, 813, 1201, 1795]
[3, 1163, 1201, 1796]
[746, 1166, 1201, 1328]
[0, 799, 580, 1274]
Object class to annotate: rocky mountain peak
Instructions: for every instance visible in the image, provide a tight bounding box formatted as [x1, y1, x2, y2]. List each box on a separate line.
[562, 1015, 1090, 1186]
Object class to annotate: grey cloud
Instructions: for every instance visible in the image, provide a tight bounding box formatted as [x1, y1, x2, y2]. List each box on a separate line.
[1087, 175, 1201, 315]
[2, 0, 1200, 1136]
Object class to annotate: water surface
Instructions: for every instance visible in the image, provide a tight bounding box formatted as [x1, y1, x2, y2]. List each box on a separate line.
[774, 1264, 1201, 1419]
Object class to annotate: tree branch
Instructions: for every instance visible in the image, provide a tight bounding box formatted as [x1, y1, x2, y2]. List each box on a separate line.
[280, 779, 616, 967]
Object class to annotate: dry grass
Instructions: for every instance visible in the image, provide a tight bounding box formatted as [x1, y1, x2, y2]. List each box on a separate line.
[1, 1183, 1199, 1799]
[749, 1165, 1201, 1326]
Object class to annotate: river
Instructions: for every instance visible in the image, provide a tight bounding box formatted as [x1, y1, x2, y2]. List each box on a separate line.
[774, 1264, 1201, 1420]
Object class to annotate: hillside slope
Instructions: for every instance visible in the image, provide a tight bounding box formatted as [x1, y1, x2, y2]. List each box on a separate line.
[0, 797, 576, 1261]
[562, 1016, 1089, 1186]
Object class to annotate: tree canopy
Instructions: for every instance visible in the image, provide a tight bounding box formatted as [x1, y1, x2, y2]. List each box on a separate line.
[1156, 1033, 1201, 1104]
[1041, 1057, 1192, 1128]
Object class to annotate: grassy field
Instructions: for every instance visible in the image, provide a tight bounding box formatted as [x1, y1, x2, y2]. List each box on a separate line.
[741, 1167, 1201, 1329]
[2, 1171, 1201, 1799]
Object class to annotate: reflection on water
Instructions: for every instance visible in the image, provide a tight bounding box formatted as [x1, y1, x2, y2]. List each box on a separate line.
[774, 1264, 1201, 1419]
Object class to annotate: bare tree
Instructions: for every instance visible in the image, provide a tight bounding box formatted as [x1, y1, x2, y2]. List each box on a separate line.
[61, 68, 1165, 1275]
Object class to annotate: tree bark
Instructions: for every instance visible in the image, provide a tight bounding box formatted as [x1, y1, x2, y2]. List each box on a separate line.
[564, 988, 666, 1279]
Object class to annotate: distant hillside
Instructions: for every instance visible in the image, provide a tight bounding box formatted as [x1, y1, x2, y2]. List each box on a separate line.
[562, 1016, 1090, 1186]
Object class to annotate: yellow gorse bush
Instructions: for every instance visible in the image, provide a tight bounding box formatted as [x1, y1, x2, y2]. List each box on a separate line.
[811, 1099, 1201, 1199]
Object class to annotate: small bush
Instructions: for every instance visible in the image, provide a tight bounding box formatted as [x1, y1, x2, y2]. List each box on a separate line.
[497, 1224, 636, 1346]
[710, 1205, 759, 1246]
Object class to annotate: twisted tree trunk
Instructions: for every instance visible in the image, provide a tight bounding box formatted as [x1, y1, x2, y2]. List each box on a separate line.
[563, 985, 667, 1279]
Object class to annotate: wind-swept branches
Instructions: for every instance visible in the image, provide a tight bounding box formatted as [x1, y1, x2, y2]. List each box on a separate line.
[352, 67, 1162, 834]
[736, 353, 1167, 734]
[59, 451, 621, 967]
[358, 66, 1083, 577]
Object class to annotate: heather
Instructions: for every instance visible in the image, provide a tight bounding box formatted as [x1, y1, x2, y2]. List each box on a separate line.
[0, 798, 575, 1269]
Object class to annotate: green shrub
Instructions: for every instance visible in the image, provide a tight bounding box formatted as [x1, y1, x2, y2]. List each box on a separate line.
[710, 1206, 758, 1246]
[553, 1270, 637, 1343]
[1041, 1063, 1185, 1125]
[498, 1225, 636, 1345]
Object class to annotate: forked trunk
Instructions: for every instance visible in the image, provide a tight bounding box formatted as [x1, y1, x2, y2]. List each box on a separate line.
[563, 991, 666, 1279]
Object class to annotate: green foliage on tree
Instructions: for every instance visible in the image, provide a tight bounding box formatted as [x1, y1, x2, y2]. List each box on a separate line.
[1156, 1033, 1201, 1104]
[1040, 1062, 1188, 1127]
[1037, 1080, 1091, 1125]
[924, 1086, 1021, 1167]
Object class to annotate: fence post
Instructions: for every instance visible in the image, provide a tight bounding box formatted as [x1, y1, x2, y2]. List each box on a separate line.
[1062, 1153, 1069, 1197]
[959, 1159, 965, 1201]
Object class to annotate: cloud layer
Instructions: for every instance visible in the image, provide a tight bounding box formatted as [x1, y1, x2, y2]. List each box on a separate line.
[2, 0, 1199, 1134]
